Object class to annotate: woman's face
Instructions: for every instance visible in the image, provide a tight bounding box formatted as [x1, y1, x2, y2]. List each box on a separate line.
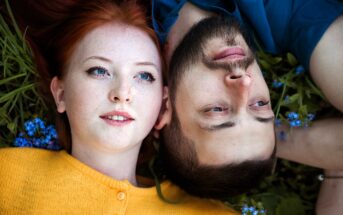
[51, 23, 163, 152]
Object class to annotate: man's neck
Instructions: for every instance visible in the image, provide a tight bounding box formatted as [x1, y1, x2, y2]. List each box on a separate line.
[166, 2, 215, 62]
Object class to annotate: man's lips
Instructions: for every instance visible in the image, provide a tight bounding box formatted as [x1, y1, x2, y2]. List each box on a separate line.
[212, 47, 245, 61]
[100, 111, 134, 126]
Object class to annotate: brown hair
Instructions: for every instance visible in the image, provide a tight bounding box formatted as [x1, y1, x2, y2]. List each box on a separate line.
[9, 0, 162, 152]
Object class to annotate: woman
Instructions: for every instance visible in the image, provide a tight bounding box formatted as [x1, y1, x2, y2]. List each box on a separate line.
[0, 0, 237, 214]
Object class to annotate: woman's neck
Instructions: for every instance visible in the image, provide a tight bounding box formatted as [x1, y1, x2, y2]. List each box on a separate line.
[71, 142, 141, 186]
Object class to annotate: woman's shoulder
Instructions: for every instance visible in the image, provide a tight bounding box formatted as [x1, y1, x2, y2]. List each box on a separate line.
[183, 195, 239, 214]
[0, 146, 57, 157]
[0, 147, 62, 165]
[0, 147, 68, 182]
[160, 181, 240, 214]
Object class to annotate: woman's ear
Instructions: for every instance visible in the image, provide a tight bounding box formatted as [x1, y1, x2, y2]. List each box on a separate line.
[154, 86, 172, 131]
[50, 76, 66, 113]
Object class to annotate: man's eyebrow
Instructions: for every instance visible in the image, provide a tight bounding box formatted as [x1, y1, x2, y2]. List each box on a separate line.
[202, 116, 274, 131]
[202, 121, 235, 131]
[255, 116, 275, 123]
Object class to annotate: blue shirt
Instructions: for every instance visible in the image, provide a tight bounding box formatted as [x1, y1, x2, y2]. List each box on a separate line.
[152, 0, 343, 69]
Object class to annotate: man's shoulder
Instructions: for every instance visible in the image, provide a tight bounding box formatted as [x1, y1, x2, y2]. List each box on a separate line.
[161, 181, 239, 214]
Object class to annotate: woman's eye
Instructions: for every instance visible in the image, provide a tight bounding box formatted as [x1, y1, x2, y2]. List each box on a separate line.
[86, 67, 110, 78]
[136, 72, 155, 82]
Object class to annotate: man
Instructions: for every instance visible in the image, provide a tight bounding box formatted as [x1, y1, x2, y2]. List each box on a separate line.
[155, 15, 276, 199]
[153, 0, 343, 199]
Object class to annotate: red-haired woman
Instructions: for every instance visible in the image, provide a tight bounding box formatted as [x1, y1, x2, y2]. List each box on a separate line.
[0, 0, 237, 214]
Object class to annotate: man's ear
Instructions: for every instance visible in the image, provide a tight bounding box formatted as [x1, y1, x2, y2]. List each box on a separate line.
[50, 76, 66, 113]
[154, 86, 172, 130]
[163, 42, 172, 65]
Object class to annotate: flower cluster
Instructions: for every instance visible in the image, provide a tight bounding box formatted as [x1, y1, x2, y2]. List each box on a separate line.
[241, 204, 266, 215]
[13, 117, 61, 150]
[258, 51, 324, 132]
[286, 112, 315, 128]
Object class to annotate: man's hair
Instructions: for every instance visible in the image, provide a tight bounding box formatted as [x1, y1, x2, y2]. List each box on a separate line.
[161, 16, 276, 199]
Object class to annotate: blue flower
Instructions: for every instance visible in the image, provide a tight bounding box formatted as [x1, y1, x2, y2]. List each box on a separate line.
[284, 95, 290, 104]
[307, 113, 315, 121]
[287, 112, 299, 120]
[249, 206, 255, 212]
[277, 130, 287, 141]
[13, 117, 61, 151]
[14, 137, 32, 147]
[24, 121, 36, 137]
[272, 80, 283, 88]
[33, 117, 45, 129]
[241, 204, 265, 215]
[290, 119, 302, 127]
[295, 65, 305, 75]
[242, 205, 249, 213]
[274, 119, 282, 127]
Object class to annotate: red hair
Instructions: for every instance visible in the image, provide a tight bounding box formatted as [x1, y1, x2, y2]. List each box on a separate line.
[10, 0, 162, 151]
[53, 0, 161, 77]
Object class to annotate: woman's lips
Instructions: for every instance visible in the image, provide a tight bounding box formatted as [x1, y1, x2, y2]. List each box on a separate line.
[212, 47, 245, 61]
[100, 111, 134, 126]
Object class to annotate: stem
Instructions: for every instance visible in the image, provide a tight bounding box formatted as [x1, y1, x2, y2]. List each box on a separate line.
[274, 83, 287, 119]
[148, 157, 181, 204]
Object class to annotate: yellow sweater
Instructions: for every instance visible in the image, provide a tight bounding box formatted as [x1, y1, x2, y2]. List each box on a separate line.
[0, 148, 238, 215]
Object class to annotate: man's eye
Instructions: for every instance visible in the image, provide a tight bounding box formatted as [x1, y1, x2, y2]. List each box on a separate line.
[205, 106, 228, 113]
[212, 107, 225, 112]
[252, 100, 269, 107]
[86, 67, 110, 78]
[136, 72, 155, 82]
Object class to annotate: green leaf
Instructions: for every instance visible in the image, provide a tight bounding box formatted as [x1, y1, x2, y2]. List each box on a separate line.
[299, 105, 308, 115]
[286, 53, 298, 66]
[7, 122, 17, 134]
[287, 94, 300, 104]
[260, 194, 280, 215]
[269, 57, 283, 65]
[0, 83, 35, 103]
[259, 59, 271, 70]
[275, 197, 306, 215]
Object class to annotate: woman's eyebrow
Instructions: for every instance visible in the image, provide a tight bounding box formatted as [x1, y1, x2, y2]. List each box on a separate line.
[83, 56, 112, 63]
[135, 62, 158, 69]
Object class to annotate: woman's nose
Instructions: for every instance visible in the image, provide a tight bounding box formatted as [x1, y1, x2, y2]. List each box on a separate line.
[109, 80, 132, 103]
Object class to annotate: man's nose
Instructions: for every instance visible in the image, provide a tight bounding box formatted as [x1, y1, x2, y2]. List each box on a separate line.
[224, 69, 251, 89]
[224, 69, 251, 107]
[108, 79, 132, 103]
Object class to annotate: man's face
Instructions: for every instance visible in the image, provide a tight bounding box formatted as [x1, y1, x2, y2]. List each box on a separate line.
[172, 19, 275, 166]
